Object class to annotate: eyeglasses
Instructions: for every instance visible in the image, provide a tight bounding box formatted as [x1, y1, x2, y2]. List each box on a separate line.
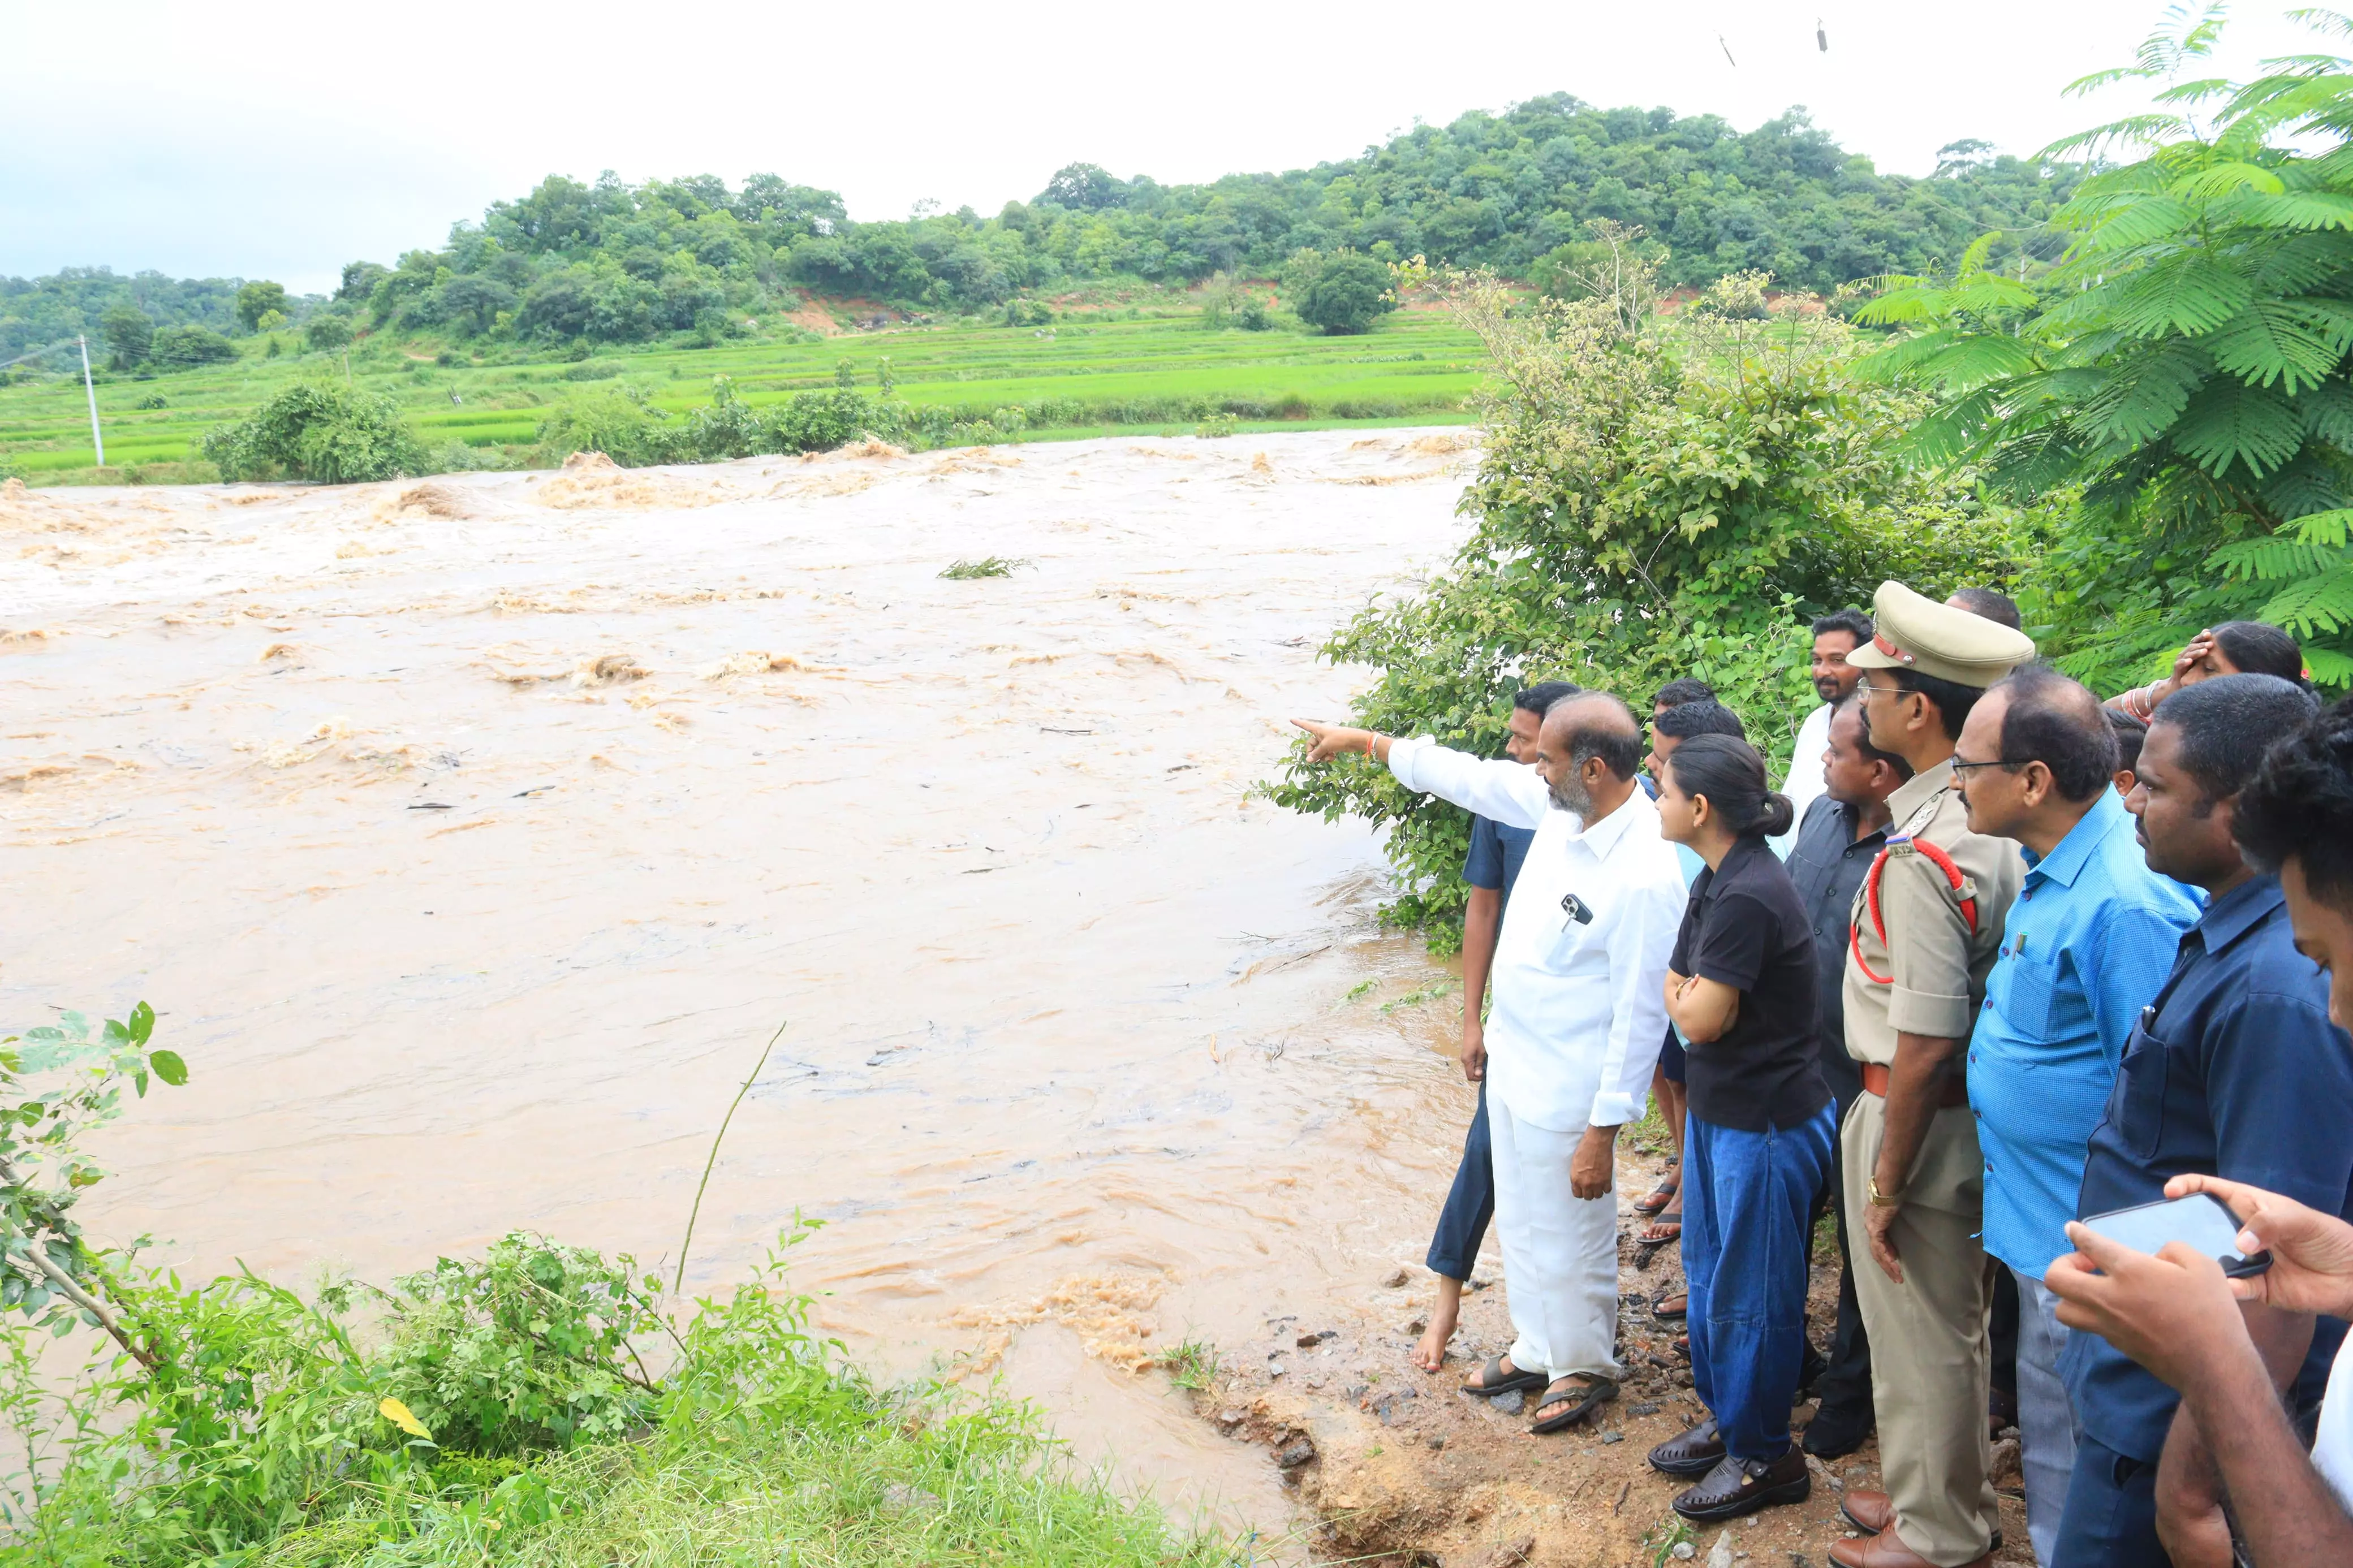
[1949, 757, 2023, 777]
[1853, 677, 1906, 700]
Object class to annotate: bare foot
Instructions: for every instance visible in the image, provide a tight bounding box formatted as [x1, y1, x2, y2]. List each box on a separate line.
[1413, 1295, 1460, 1372]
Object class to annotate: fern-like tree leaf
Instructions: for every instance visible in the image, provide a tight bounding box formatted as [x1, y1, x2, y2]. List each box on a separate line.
[2169, 379, 2309, 476]
[2110, 250, 2256, 337]
[2256, 557, 2353, 632]
[2204, 299, 2353, 391]
[2075, 339, 2211, 443]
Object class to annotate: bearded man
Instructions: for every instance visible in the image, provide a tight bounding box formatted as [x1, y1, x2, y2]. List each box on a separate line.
[1294, 692, 1687, 1432]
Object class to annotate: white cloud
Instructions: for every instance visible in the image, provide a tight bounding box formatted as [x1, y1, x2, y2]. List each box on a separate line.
[0, 1, 2326, 293]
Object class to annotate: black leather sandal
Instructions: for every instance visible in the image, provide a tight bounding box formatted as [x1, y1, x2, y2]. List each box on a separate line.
[1529, 1375, 1617, 1433]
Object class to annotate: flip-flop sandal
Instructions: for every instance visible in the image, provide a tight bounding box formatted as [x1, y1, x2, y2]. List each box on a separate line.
[1529, 1375, 1618, 1434]
[1637, 1212, 1683, 1247]
[1460, 1354, 1549, 1398]
[1650, 1290, 1688, 1321]
[1674, 1333, 1690, 1359]
[1633, 1173, 1681, 1217]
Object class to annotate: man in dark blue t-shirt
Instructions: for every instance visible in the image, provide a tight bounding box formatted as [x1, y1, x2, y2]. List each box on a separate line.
[2053, 675, 2353, 1566]
[1413, 680, 1577, 1373]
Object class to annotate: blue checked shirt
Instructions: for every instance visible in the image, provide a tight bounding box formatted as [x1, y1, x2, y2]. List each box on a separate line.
[1967, 788, 2201, 1274]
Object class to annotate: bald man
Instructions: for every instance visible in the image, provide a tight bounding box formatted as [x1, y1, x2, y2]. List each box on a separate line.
[1296, 695, 1687, 1433]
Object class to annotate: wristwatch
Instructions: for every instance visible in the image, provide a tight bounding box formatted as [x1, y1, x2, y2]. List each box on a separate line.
[1868, 1176, 1904, 1208]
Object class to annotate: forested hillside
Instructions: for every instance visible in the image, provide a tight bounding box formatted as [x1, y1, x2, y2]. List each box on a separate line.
[4, 93, 2067, 364]
[0, 270, 252, 362]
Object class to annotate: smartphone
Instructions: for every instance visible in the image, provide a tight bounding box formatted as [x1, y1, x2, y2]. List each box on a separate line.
[2079, 1193, 2272, 1278]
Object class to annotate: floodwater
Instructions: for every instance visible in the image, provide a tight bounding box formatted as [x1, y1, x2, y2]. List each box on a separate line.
[0, 430, 1488, 1537]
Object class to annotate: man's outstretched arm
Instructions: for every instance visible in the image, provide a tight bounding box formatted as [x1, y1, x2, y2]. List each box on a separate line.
[1291, 720, 1549, 829]
[1294, 720, 1394, 766]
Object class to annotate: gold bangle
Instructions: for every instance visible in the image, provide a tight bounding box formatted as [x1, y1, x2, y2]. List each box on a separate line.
[1868, 1177, 1904, 1208]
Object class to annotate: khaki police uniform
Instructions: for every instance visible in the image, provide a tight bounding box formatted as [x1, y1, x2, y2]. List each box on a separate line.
[1839, 581, 2031, 1567]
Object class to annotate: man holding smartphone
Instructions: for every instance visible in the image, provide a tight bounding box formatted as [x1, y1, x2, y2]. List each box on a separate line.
[2050, 675, 2353, 1567]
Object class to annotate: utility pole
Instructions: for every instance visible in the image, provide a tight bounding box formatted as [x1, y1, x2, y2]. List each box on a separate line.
[77, 335, 105, 469]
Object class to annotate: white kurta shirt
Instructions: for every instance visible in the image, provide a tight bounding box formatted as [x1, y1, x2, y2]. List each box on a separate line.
[1768, 701, 1836, 860]
[1388, 738, 1686, 1132]
[2316, 1334, 2353, 1515]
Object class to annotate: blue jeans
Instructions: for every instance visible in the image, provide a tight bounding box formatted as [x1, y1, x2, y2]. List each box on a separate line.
[1425, 1082, 1493, 1281]
[2052, 1432, 2162, 1568]
[1685, 1105, 1835, 1461]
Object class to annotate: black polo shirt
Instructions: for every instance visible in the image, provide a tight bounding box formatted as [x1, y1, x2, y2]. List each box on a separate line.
[1669, 836, 1832, 1133]
[1783, 793, 1890, 1116]
[2062, 875, 2353, 1462]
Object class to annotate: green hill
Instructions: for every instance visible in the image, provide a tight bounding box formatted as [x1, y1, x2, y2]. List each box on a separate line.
[8, 93, 2066, 365]
[1, 92, 2072, 483]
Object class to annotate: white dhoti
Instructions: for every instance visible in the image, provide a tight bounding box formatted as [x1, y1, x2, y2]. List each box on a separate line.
[1488, 1092, 1622, 1381]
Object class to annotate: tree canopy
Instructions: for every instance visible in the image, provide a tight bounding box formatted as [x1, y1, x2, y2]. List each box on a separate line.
[1858, 4, 2353, 690]
[5, 91, 2075, 364]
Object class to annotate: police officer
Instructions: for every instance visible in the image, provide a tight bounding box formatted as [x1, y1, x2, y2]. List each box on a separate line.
[1826, 582, 2033, 1568]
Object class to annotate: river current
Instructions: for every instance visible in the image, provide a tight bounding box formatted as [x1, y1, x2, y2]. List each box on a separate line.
[0, 430, 1487, 1535]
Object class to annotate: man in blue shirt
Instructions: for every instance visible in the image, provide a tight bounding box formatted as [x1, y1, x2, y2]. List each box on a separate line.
[2051, 674, 2353, 1567]
[1415, 680, 1579, 1373]
[1952, 666, 2199, 1562]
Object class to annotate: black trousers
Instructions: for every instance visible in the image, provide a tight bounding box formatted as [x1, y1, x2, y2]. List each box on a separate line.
[1808, 1101, 1874, 1415]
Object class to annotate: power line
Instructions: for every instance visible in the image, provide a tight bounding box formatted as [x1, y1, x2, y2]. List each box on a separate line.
[0, 338, 86, 370]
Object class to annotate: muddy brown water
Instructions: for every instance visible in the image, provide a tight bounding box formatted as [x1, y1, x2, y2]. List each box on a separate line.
[0, 431, 1494, 1539]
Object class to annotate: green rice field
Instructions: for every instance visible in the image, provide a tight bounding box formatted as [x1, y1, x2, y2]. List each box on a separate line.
[0, 305, 1486, 485]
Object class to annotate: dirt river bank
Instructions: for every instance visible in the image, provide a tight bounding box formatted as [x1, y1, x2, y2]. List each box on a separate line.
[1, 433, 2026, 1563]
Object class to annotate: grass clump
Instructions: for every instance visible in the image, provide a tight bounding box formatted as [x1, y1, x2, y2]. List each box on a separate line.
[9, 1228, 1232, 1568]
[938, 556, 1024, 580]
[1158, 1339, 1219, 1393]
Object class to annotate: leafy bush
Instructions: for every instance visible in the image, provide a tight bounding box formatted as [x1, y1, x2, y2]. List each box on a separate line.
[1283, 249, 1398, 335]
[148, 325, 238, 368]
[369, 1237, 662, 1455]
[1275, 250, 2015, 941]
[531, 389, 688, 468]
[426, 439, 508, 473]
[769, 387, 878, 453]
[680, 377, 766, 460]
[200, 383, 428, 483]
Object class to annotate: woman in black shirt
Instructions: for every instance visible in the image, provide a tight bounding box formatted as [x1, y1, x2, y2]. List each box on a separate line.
[1644, 734, 1835, 1523]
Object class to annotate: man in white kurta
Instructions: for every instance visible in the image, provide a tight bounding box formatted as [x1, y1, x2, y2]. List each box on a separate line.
[1298, 694, 1686, 1426]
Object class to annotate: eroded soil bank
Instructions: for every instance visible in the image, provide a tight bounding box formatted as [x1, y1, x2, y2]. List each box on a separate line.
[1184, 1140, 2034, 1565]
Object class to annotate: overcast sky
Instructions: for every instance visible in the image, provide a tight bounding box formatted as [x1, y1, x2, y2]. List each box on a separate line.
[0, 2, 2328, 295]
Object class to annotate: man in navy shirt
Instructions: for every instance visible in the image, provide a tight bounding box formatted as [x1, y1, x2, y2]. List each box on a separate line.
[1415, 680, 1579, 1373]
[2052, 674, 2353, 1567]
[1784, 693, 1910, 1458]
